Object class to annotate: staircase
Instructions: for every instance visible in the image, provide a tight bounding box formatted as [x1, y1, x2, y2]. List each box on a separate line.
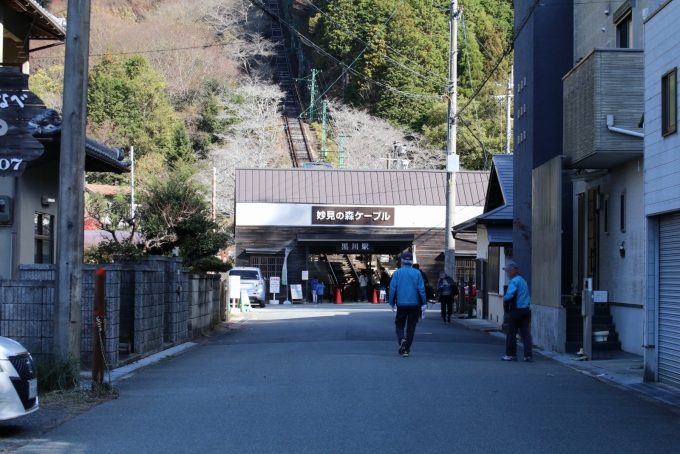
[565, 304, 622, 354]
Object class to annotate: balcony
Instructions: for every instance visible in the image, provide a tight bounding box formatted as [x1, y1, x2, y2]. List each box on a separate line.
[563, 49, 644, 169]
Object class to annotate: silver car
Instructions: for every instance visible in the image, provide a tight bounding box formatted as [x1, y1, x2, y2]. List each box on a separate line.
[228, 267, 267, 308]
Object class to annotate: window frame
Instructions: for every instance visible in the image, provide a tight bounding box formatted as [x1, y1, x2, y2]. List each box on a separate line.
[662, 68, 677, 137]
[620, 189, 626, 233]
[603, 194, 610, 236]
[487, 246, 500, 294]
[616, 11, 633, 49]
[34, 212, 54, 264]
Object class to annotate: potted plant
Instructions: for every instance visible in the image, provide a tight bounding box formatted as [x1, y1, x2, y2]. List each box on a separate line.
[593, 327, 610, 342]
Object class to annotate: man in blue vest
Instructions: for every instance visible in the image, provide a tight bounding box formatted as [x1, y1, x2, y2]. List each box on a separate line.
[501, 262, 533, 362]
[389, 252, 427, 357]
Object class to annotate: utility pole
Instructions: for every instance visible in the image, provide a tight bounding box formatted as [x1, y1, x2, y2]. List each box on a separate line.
[339, 135, 349, 169]
[506, 67, 513, 154]
[321, 100, 327, 160]
[444, 0, 459, 279]
[55, 0, 92, 365]
[130, 146, 135, 218]
[212, 167, 216, 221]
[309, 69, 317, 122]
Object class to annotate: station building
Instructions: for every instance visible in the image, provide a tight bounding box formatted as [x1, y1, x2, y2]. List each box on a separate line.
[234, 168, 488, 300]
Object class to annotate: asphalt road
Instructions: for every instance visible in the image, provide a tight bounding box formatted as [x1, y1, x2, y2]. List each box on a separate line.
[14, 304, 680, 454]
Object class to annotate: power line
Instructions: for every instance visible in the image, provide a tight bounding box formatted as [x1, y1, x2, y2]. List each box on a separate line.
[304, 0, 447, 85]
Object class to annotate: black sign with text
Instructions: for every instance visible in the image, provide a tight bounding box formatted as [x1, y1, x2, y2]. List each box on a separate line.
[336, 242, 374, 253]
[0, 68, 47, 176]
[312, 206, 395, 226]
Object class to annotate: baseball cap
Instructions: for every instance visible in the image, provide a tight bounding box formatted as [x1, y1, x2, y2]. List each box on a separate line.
[402, 251, 414, 262]
[503, 261, 518, 270]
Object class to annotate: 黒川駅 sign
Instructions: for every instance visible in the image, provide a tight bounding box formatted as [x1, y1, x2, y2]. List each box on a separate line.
[312, 206, 394, 226]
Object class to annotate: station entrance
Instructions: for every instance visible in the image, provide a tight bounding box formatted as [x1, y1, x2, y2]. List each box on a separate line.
[233, 168, 488, 303]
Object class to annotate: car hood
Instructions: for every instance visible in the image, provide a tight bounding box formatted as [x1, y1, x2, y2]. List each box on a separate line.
[0, 337, 29, 359]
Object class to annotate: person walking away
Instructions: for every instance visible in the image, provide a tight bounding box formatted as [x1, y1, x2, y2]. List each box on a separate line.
[316, 281, 325, 305]
[310, 276, 319, 304]
[358, 270, 369, 302]
[389, 252, 427, 357]
[437, 271, 458, 323]
[380, 267, 391, 302]
[501, 262, 533, 362]
[413, 264, 434, 303]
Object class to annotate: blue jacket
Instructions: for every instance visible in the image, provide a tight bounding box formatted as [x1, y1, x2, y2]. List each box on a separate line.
[503, 275, 530, 309]
[316, 283, 325, 295]
[389, 264, 427, 307]
[310, 279, 319, 291]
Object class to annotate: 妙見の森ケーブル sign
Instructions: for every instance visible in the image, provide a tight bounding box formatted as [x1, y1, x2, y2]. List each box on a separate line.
[311, 206, 395, 226]
[0, 68, 47, 176]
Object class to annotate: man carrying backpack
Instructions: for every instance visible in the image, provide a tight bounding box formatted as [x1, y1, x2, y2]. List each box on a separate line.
[389, 252, 427, 357]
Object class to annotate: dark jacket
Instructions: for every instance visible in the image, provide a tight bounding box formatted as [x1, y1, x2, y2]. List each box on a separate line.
[380, 271, 391, 287]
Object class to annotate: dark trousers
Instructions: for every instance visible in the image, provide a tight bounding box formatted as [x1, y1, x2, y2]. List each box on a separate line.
[440, 294, 453, 319]
[506, 308, 532, 357]
[395, 305, 420, 350]
[360, 286, 368, 301]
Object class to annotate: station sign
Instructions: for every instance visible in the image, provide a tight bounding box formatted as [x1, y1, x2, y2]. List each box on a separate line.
[312, 206, 395, 226]
[336, 242, 374, 253]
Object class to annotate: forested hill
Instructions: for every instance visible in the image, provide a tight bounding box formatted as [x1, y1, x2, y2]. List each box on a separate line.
[300, 0, 514, 168]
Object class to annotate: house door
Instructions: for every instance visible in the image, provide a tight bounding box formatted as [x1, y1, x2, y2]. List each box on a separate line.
[658, 211, 680, 388]
[587, 188, 600, 289]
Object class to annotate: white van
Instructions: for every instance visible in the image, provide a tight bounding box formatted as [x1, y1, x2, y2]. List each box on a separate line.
[0, 337, 38, 420]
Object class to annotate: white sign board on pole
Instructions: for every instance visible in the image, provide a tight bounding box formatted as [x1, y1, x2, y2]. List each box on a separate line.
[302, 271, 309, 280]
[270, 277, 281, 294]
[228, 275, 240, 299]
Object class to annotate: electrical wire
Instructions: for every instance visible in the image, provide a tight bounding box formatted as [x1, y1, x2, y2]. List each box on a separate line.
[302, 0, 447, 86]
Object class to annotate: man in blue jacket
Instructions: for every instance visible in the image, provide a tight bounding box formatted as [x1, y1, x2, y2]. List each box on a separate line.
[501, 262, 533, 362]
[389, 251, 427, 357]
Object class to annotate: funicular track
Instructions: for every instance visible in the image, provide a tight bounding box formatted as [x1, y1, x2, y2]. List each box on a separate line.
[267, 0, 314, 168]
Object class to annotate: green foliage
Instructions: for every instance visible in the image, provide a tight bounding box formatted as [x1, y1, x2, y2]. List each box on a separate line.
[137, 162, 229, 271]
[87, 53, 194, 164]
[29, 64, 64, 101]
[311, 0, 514, 168]
[37, 356, 79, 393]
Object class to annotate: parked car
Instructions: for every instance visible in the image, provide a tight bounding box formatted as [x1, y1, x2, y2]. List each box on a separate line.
[228, 267, 267, 308]
[0, 337, 38, 421]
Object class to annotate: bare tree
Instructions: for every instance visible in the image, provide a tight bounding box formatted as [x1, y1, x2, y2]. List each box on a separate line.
[327, 102, 443, 170]
[208, 80, 288, 219]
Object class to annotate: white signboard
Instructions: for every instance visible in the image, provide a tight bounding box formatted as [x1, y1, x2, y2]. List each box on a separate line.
[270, 277, 281, 294]
[302, 271, 309, 280]
[228, 275, 240, 298]
[290, 284, 303, 300]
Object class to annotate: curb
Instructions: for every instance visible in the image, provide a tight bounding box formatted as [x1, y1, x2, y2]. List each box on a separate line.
[453, 319, 680, 413]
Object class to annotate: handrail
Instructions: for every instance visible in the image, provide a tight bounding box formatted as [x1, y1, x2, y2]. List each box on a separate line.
[323, 254, 339, 285]
[345, 254, 360, 282]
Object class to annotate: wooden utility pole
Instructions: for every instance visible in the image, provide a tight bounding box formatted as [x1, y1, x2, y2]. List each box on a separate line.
[444, 0, 459, 279]
[54, 0, 92, 365]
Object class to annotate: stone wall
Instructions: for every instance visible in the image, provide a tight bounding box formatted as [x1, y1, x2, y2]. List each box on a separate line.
[187, 273, 221, 338]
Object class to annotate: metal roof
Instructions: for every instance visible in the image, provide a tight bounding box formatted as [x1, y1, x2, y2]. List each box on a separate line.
[493, 154, 513, 206]
[1, 0, 66, 40]
[235, 169, 489, 207]
[486, 226, 514, 246]
[477, 204, 513, 222]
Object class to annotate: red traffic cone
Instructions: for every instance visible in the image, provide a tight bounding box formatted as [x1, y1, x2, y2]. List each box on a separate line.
[334, 287, 343, 304]
[371, 289, 379, 304]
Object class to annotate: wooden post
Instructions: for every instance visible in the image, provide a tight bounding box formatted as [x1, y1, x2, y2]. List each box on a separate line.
[92, 268, 106, 385]
[54, 0, 92, 365]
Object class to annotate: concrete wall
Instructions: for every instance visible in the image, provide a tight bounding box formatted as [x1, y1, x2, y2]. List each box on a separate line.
[532, 157, 566, 353]
[611, 305, 644, 355]
[0, 257, 220, 368]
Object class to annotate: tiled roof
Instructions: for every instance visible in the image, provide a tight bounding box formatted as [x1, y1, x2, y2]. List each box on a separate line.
[85, 184, 130, 197]
[1, 0, 66, 40]
[235, 169, 489, 207]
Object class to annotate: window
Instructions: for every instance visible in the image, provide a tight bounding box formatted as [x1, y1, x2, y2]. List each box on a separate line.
[249, 255, 284, 280]
[620, 190, 626, 233]
[603, 194, 609, 235]
[487, 247, 500, 294]
[616, 13, 633, 48]
[662, 68, 677, 136]
[34, 213, 54, 264]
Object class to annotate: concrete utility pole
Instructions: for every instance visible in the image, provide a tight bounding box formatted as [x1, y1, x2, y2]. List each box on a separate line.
[55, 0, 92, 365]
[130, 147, 135, 218]
[444, 0, 460, 279]
[506, 67, 513, 154]
[309, 69, 317, 122]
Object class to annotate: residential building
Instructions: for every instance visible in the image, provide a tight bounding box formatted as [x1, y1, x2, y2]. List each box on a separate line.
[513, 0, 574, 352]
[454, 155, 513, 325]
[643, 0, 680, 387]
[560, 1, 650, 357]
